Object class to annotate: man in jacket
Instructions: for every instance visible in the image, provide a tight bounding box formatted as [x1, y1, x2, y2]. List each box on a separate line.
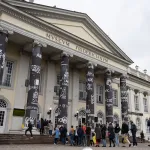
[86, 124, 91, 147]
[115, 123, 121, 147]
[130, 121, 137, 147]
[121, 121, 131, 147]
[77, 125, 84, 146]
[25, 121, 33, 138]
[95, 124, 102, 147]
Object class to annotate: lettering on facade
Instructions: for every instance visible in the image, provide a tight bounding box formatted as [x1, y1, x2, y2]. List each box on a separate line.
[46, 33, 70, 47]
[46, 33, 109, 64]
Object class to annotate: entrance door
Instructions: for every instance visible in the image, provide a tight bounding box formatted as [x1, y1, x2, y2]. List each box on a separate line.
[78, 109, 86, 125]
[0, 108, 6, 133]
[0, 99, 7, 133]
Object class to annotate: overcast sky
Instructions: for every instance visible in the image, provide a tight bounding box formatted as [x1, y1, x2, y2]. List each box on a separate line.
[34, 0, 150, 73]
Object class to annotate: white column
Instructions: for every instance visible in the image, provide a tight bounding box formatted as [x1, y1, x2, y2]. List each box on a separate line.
[140, 92, 144, 132]
[11, 54, 29, 130]
[44, 61, 55, 120]
[14, 54, 30, 108]
[71, 69, 79, 127]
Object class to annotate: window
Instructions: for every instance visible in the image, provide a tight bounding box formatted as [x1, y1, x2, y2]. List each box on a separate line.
[79, 81, 86, 100]
[113, 89, 118, 106]
[145, 119, 149, 133]
[54, 74, 60, 96]
[2, 60, 14, 87]
[96, 85, 103, 104]
[127, 92, 130, 109]
[143, 98, 148, 112]
[134, 95, 139, 111]
[136, 118, 141, 130]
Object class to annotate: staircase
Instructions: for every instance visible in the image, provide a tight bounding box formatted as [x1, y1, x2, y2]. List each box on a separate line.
[0, 134, 54, 145]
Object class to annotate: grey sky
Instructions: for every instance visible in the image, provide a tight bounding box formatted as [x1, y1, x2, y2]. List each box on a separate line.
[34, 0, 150, 73]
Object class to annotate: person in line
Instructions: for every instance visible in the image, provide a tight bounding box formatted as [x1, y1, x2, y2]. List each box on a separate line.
[86, 124, 91, 147]
[92, 132, 96, 146]
[108, 123, 115, 147]
[69, 125, 75, 146]
[54, 126, 60, 145]
[40, 118, 44, 135]
[77, 125, 84, 146]
[140, 130, 144, 143]
[59, 125, 63, 142]
[121, 121, 131, 147]
[25, 121, 33, 138]
[61, 125, 67, 145]
[115, 123, 121, 147]
[74, 126, 78, 146]
[94, 124, 102, 147]
[82, 124, 87, 146]
[130, 121, 137, 147]
[101, 124, 107, 147]
[48, 120, 53, 137]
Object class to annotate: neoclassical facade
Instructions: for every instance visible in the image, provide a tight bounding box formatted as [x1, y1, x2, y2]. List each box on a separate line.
[0, 0, 149, 139]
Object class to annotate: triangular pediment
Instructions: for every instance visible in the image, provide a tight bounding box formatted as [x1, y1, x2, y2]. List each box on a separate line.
[4, 0, 133, 64]
[38, 17, 112, 53]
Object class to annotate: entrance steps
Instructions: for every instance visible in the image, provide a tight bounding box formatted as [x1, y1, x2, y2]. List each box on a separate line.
[0, 134, 53, 144]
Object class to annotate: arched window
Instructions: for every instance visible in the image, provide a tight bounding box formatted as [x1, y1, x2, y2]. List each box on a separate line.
[97, 111, 104, 124]
[136, 118, 141, 130]
[0, 99, 7, 108]
[114, 114, 119, 124]
[79, 110, 86, 117]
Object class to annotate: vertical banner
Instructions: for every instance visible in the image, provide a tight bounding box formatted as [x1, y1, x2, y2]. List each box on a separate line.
[86, 62, 94, 128]
[25, 43, 42, 127]
[57, 53, 69, 128]
[120, 75, 128, 121]
[0, 32, 8, 85]
[105, 70, 113, 124]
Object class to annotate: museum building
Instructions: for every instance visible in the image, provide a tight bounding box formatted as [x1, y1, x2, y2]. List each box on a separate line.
[0, 0, 150, 139]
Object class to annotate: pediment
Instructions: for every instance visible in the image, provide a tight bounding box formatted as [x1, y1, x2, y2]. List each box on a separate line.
[5, 0, 133, 64]
[38, 17, 112, 53]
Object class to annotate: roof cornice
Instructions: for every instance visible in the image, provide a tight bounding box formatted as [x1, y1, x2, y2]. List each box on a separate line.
[127, 73, 150, 88]
[5, 0, 134, 64]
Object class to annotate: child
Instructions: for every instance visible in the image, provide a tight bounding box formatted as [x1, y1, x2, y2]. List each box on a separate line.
[92, 132, 96, 147]
[54, 127, 60, 145]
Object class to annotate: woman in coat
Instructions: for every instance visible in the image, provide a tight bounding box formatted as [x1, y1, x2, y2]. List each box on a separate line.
[54, 127, 60, 145]
[101, 124, 107, 147]
[94, 124, 102, 147]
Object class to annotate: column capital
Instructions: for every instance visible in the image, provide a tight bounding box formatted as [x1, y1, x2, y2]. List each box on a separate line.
[87, 61, 97, 69]
[61, 51, 73, 57]
[33, 40, 47, 47]
[104, 68, 114, 75]
[120, 73, 129, 79]
[0, 26, 14, 35]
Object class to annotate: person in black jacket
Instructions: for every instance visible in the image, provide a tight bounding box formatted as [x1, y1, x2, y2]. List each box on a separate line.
[121, 121, 131, 147]
[61, 125, 67, 145]
[130, 121, 137, 147]
[40, 118, 44, 135]
[25, 121, 33, 137]
[108, 123, 115, 147]
[101, 124, 106, 147]
[115, 123, 120, 147]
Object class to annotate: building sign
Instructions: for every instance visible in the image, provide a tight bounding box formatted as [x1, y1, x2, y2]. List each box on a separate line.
[46, 33, 108, 63]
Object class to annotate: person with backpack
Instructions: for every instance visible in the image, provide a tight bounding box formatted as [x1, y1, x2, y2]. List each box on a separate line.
[115, 123, 121, 147]
[101, 124, 107, 147]
[77, 125, 84, 146]
[25, 121, 33, 138]
[108, 123, 115, 147]
[130, 121, 137, 147]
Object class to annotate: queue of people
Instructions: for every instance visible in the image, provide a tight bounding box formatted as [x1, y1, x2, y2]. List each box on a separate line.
[52, 120, 139, 147]
[25, 118, 150, 147]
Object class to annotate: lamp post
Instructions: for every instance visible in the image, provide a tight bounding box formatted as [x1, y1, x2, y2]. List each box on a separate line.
[47, 107, 52, 119]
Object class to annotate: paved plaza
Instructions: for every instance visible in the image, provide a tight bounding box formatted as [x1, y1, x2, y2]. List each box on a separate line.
[0, 144, 150, 150]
